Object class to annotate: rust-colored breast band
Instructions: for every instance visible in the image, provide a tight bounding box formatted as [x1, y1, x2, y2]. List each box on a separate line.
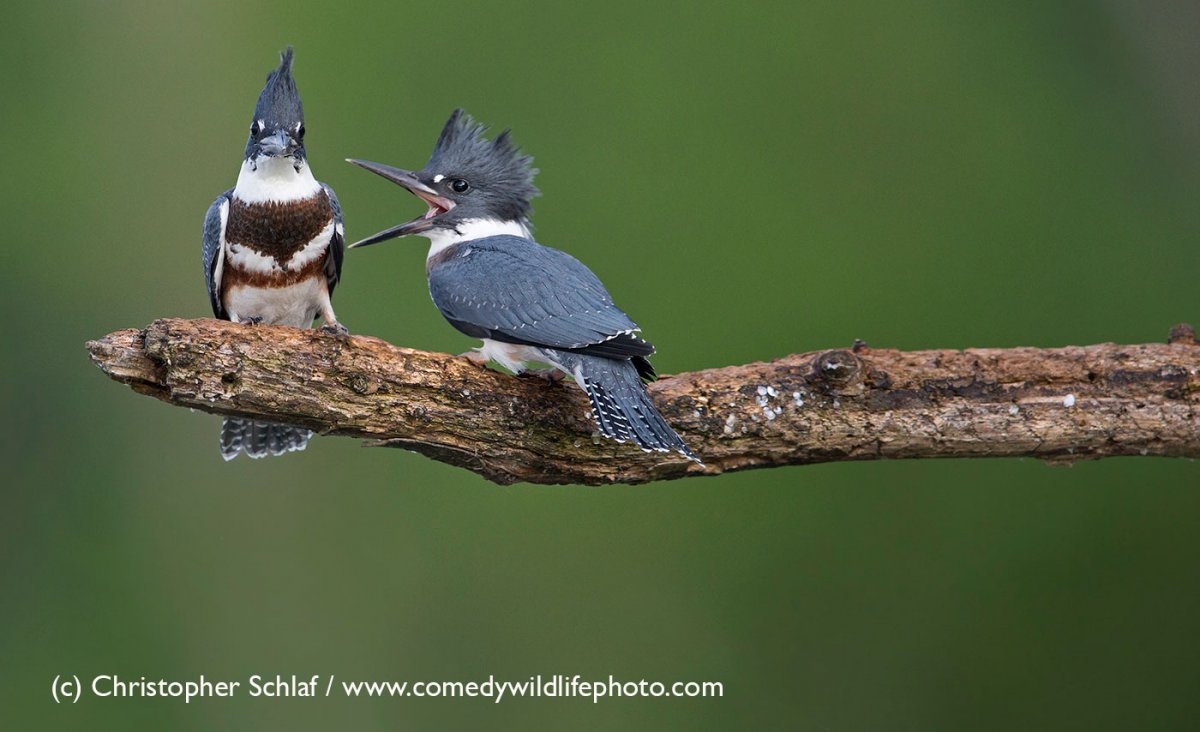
[226, 193, 334, 263]
[224, 250, 329, 289]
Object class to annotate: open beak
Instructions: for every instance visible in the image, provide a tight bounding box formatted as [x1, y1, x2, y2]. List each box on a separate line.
[346, 159, 455, 248]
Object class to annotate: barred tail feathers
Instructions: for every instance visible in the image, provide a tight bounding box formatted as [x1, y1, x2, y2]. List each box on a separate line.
[550, 351, 700, 463]
[220, 418, 312, 460]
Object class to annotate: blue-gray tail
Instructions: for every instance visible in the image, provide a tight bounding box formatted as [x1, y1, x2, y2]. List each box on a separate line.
[220, 418, 312, 461]
[549, 350, 700, 463]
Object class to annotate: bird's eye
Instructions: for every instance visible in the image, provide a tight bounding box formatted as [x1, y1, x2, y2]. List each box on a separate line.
[450, 179, 470, 193]
[297, 124, 305, 139]
[251, 120, 264, 136]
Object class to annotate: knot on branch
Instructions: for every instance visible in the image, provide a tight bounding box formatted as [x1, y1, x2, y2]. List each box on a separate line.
[1169, 323, 1197, 346]
[811, 349, 864, 393]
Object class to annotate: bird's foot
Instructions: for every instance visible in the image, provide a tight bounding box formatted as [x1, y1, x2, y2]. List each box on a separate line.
[519, 367, 566, 384]
[319, 322, 350, 337]
[239, 316, 264, 326]
[458, 350, 490, 368]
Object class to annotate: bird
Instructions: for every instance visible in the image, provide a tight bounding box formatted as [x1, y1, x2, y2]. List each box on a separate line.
[201, 47, 346, 460]
[346, 109, 698, 463]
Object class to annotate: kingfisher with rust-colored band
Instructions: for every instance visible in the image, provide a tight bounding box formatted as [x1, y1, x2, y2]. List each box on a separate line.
[201, 48, 347, 460]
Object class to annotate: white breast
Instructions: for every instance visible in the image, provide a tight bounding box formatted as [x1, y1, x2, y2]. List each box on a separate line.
[224, 278, 326, 329]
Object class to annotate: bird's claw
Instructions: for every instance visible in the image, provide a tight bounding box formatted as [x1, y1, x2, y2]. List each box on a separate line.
[520, 367, 565, 384]
[319, 322, 350, 337]
[240, 316, 264, 326]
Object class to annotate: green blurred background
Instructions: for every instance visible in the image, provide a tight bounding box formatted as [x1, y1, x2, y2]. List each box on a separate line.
[3, 0, 1198, 728]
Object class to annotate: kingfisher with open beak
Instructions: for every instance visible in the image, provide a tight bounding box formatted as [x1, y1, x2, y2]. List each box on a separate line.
[347, 110, 698, 462]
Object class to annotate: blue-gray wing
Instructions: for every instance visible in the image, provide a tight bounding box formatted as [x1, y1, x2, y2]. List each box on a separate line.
[202, 190, 232, 319]
[321, 183, 345, 297]
[428, 235, 655, 359]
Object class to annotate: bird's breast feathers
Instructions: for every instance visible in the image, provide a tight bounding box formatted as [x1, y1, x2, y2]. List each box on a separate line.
[224, 192, 335, 278]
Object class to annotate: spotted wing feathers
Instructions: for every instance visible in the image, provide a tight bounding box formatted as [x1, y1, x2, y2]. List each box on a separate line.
[428, 235, 655, 361]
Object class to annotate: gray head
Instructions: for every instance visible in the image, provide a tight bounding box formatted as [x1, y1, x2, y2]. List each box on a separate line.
[346, 109, 540, 247]
[244, 47, 307, 164]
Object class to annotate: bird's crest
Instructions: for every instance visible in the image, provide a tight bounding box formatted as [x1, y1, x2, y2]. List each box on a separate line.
[252, 46, 303, 126]
[426, 109, 540, 204]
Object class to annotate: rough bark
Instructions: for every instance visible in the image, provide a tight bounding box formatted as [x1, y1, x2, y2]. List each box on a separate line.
[86, 319, 1200, 485]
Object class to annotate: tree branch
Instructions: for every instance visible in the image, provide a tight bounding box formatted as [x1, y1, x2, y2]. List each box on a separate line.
[85, 319, 1200, 485]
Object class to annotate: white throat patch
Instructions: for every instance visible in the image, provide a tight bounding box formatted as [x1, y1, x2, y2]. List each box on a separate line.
[424, 218, 532, 260]
[233, 156, 321, 204]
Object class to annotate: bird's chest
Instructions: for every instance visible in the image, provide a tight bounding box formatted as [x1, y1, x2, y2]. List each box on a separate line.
[219, 193, 334, 325]
[225, 193, 334, 272]
[425, 240, 473, 276]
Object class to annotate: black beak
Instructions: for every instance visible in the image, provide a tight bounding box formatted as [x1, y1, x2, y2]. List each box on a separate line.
[346, 159, 454, 248]
[258, 129, 298, 157]
[347, 159, 430, 192]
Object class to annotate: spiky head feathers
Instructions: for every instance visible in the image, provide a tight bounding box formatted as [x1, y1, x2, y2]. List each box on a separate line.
[253, 47, 302, 125]
[422, 109, 540, 221]
[245, 47, 305, 159]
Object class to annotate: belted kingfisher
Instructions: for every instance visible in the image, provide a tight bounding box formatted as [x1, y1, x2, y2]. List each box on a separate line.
[347, 110, 698, 462]
[201, 47, 346, 460]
